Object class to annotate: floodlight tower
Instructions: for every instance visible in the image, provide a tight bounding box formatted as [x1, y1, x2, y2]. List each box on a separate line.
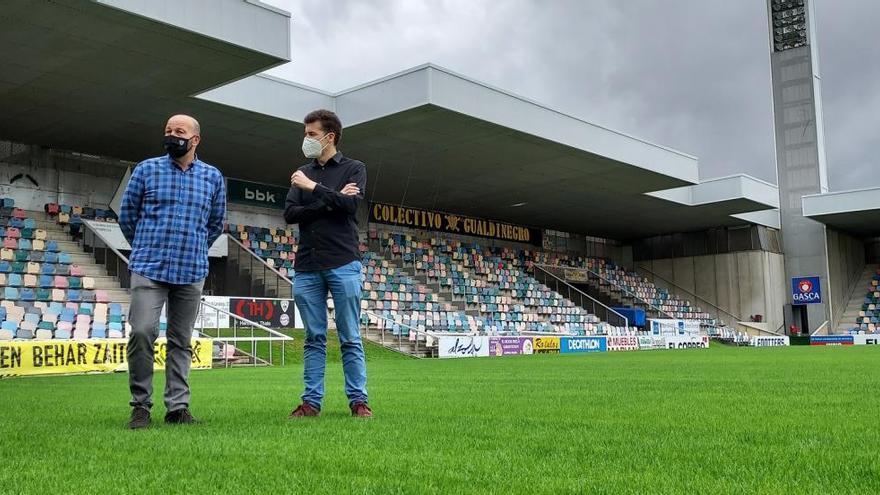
[767, 0, 832, 334]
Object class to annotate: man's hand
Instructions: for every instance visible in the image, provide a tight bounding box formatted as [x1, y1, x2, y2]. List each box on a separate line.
[340, 183, 360, 196]
[291, 170, 317, 191]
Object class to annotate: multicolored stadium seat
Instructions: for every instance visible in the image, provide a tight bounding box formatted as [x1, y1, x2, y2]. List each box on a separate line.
[44, 202, 117, 237]
[0, 200, 128, 340]
[226, 223, 646, 336]
[852, 268, 880, 334]
[375, 231, 607, 334]
[3, 207, 720, 341]
[531, 252, 713, 322]
[227, 224, 298, 277]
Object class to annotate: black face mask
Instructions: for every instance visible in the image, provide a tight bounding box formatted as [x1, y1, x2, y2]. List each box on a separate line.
[163, 135, 191, 158]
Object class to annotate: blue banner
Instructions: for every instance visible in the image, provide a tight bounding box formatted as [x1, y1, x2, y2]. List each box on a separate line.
[560, 336, 607, 353]
[810, 335, 853, 346]
[792, 276, 822, 305]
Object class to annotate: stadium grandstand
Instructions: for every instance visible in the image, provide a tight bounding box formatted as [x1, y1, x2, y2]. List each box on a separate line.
[1, 0, 879, 361]
[3, 2, 880, 493]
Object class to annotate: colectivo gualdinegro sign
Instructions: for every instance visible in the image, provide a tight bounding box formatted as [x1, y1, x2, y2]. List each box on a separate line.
[369, 202, 542, 246]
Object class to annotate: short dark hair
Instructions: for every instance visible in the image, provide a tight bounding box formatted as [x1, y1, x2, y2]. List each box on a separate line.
[304, 109, 342, 145]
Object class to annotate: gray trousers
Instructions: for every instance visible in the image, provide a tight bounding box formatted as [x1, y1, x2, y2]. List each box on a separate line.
[127, 272, 204, 412]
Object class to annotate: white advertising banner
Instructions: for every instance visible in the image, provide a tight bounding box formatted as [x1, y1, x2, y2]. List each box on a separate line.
[853, 334, 880, 345]
[83, 219, 228, 257]
[438, 335, 490, 359]
[637, 336, 666, 350]
[664, 335, 710, 350]
[750, 336, 790, 347]
[648, 318, 702, 336]
[607, 335, 639, 351]
[196, 296, 231, 329]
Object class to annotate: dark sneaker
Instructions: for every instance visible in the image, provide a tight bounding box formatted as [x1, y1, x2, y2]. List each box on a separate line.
[127, 407, 151, 430]
[164, 408, 197, 425]
[289, 403, 321, 418]
[350, 402, 373, 418]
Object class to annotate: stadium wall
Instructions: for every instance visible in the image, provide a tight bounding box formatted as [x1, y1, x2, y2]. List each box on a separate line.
[228, 203, 292, 233]
[358, 199, 369, 230]
[636, 251, 786, 330]
[865, 238, 880, 264]
[825, 228, 865, 329]
[0, 143, 126, 212]
[366, 222, 626, 265]
[0, 142, 298, 239]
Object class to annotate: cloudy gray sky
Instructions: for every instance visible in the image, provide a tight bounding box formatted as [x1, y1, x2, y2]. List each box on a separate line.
[262, 0, 879, 191]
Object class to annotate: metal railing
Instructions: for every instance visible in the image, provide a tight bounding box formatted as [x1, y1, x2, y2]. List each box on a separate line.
[81, 220, 132, 289]
[811, 320, 829, 337]
[228, 235, 293, 299]
[832, 264, 873, 333]
[372, 240, 634, 333]
[361, 310, 440, 357]
[81, 220, 292, 367]
[196, 300, 294, 367]
[734, 321, 786, 337]
[532, 265, 629, 330]
[634, 264, 742, 327]
[537, 263, 675, 320]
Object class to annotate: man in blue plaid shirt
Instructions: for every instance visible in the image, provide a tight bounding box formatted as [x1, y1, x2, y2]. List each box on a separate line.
[119, 114, 226, 429]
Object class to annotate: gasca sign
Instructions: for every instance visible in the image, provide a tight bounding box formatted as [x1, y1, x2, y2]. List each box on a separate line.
[791, 276, 822, 305]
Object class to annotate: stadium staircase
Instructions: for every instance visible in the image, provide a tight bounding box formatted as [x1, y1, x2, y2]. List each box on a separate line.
[25, 210, 130, 308]
[79, 219, 287, 367]
[227, 235, 293, 299]
[836, 264, 878, 334]
[581, 272, 694, 321]
[0, 204, 132, 341]
[535, 264, 670, 321]
[534, 262, 723, 326]
[561, 268, 648, 313]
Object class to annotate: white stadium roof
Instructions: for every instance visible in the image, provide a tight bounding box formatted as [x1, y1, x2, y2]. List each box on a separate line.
[0, 0, 781, 239]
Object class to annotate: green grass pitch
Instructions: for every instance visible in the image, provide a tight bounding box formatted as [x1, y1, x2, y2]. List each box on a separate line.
[0, 338, 878, 494]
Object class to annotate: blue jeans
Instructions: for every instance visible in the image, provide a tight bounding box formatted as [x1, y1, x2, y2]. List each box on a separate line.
[293, 260, 367, 409]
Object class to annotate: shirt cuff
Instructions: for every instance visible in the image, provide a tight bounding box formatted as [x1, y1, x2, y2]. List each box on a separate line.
[312, 183, 330, 197]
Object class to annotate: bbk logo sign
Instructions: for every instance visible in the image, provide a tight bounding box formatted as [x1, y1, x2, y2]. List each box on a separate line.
[227, 178, 289, 210]
[791, 276, 822, 305]
[245, 187, 277, 205]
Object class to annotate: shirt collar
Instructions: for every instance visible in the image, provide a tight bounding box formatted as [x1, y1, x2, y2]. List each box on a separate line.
[313, 151, 343, 168]
[167, 154, 200, 172]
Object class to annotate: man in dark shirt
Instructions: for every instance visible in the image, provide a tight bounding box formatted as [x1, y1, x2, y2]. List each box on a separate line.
[284, 109, 371, 418]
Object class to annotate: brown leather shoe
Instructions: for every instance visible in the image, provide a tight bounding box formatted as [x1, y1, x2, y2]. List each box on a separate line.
[289, 403, 321, 418]
[350, 402, 373, 418]
[164, 408, 198, 425]
[127, 407, 151, 429]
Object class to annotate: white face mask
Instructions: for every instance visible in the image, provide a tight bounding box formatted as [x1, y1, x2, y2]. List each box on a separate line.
[302, 134, 329, 159]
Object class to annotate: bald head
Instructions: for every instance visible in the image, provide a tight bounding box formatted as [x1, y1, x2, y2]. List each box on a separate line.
[166, 114, 200, 136]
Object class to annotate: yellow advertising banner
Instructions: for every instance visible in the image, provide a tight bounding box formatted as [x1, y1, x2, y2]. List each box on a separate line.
[0, 338, 213, 378]
[563, 268, 590, 283]
[533, 336, 561, 353]
[369, 202, 543, 246]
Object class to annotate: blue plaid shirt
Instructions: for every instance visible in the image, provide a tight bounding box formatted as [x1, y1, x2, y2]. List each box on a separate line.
[119, 155, 226, 285]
